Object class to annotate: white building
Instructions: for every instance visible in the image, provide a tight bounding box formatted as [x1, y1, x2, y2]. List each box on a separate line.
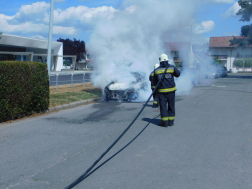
[209, 36, 252, 73]
[0, 33, 76, 71]
[75, 51, 91, 70]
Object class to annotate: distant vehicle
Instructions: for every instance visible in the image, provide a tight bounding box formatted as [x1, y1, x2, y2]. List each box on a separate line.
[180, 67, 201, 85]
[205, 68, 218, 79]
[104, 72, 148, 101]
[217, 66, 228, 77]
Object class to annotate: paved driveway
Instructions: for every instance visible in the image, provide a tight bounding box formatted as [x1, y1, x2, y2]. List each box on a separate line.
[1, 74, 252, 189]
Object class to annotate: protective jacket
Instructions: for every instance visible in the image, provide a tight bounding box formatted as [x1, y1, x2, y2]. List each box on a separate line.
[149, 71, 155, 89]
[153, 64, 180, 93]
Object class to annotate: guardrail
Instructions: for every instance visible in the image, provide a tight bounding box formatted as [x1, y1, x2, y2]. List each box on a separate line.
[50, 73, 88, 89]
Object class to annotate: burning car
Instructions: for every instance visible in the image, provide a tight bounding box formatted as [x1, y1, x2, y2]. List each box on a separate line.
[104, 72, 148, 101]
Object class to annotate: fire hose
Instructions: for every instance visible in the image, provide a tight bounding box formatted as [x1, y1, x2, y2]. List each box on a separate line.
[65, 66, 168, 189]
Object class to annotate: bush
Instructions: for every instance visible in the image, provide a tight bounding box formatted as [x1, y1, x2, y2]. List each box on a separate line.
[0, 61, 49, 122]
[233, 59, 252, 68]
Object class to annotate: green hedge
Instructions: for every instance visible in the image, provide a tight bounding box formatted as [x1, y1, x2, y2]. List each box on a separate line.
[233, 59, 252, 68]
[0, 61, 49, 122]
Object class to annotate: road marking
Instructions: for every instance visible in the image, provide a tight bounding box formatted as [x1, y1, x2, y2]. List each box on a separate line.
[212, 85, 226, 87]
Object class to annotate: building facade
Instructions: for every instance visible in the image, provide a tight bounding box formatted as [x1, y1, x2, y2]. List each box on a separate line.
[0, 33, 76, 71]
[209, 36, 252, 73]
[75, 52, 91, 70]
[164, 42, 195, 67]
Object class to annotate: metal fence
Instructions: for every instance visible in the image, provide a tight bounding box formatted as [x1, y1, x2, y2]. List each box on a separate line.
[50, 73, 89, 89]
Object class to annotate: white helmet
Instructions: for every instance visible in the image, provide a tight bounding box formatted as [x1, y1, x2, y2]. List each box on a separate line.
[154, 63, 159, 69]
[159, 53, 169, 62]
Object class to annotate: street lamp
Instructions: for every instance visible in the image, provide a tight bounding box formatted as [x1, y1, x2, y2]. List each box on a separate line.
[47, 0, 54, 76]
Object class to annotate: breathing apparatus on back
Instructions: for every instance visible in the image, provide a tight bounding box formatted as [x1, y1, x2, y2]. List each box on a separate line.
[154, 63, 159, 69]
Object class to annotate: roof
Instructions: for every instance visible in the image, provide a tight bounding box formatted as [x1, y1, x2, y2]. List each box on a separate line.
[0, 33, 62, 49]
[164, 42, 191, 51]
[209, 36, 247, 48]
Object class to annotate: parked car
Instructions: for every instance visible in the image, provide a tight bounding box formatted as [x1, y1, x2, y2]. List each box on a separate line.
[217, 66, 228, 77]
[104, 72, 148, 101]
[205, 68, 218, 79]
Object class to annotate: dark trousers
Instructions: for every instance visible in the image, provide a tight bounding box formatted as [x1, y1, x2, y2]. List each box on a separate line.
[152, 89, 159, 104]
[159, 92, 175, 124]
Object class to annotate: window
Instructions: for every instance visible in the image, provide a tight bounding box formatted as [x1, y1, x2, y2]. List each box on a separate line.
[174, 51, 179, 57]
[220, 50, 227, 55]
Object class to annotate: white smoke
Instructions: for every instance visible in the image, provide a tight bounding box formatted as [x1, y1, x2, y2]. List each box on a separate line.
[88, 0, 216, 101]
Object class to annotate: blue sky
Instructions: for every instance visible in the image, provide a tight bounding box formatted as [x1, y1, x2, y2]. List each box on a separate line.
[195, 1, 244, 38]
[0, 0, 247, 44]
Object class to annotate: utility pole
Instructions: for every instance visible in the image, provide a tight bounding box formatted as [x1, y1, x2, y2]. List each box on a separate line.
[47, 0, 54, 76]
[190, 25, 192, 45]
[242, 48, 245, 73]
[189, 24, 193, 66]
[230, 48, 233, 73]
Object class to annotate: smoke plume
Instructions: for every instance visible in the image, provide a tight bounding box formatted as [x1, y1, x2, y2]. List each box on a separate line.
[88, 0, 214, 101]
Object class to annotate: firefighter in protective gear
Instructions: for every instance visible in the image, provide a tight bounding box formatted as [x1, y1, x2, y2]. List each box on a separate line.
[149, 63, 160, 108]
[153, 53, 180, 127]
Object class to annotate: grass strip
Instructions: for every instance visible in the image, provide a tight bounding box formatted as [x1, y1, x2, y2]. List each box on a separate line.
[49, 83, 102, 108]
[50, 91, 101, 107]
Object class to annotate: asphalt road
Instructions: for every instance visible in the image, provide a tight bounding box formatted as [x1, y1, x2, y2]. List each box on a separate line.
[1, 73, 252, 189]
[49, 73, 92, 86]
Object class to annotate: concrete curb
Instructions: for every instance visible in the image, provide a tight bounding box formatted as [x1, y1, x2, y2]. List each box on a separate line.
[48, 97, 101, 112]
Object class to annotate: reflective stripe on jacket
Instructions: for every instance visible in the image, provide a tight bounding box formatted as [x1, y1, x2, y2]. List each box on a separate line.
[149, 71, 155, 88]
[158, 87, 177, 93]
[153, 65, 180, 93]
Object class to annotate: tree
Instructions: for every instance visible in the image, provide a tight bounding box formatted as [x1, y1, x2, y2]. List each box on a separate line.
[236, 0, 252, 22]
[0, 32, 2, 40]
[230, 0, 252, 47]
[57, 38, 86, 62]
[213, 56, 222, 66]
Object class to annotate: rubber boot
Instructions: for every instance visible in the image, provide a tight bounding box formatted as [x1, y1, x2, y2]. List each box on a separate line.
[159, 121, 169, 127]
[168, 120, 174, 126]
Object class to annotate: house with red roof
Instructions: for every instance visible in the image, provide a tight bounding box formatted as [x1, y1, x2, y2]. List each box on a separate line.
[209, 36, 252, 73]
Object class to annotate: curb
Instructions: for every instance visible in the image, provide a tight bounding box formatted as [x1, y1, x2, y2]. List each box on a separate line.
[48, 98, 101, 112]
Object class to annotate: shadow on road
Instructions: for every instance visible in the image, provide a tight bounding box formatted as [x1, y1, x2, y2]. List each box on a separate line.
[226, 89, 252, 94]
[66, 118, 155, 188]
[228, 74, 252, 79]
[143, 104, 153, 107]
[142, 117, 162, 127]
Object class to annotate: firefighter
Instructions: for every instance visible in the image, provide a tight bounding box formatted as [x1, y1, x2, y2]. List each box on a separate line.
[153, 53, 180, 127]
[149, 63, 160, 108]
